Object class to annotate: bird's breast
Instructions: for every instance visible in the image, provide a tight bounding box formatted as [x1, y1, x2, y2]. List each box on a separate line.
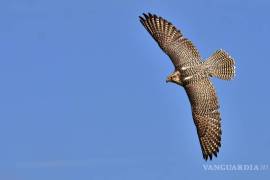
[179, 64, 208, 85]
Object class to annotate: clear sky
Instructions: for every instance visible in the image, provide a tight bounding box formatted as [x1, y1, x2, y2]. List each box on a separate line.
[1, 0, 270, 179]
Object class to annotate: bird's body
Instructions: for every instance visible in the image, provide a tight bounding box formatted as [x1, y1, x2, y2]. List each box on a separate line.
[139, 13, 235, 160]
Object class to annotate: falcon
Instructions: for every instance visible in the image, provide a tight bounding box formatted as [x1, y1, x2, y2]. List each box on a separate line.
[139, 13, 235, 160]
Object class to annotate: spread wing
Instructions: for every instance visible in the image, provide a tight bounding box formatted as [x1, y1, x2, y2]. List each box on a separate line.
[139, 13, 201, 68]
[185, 79, 221, 160]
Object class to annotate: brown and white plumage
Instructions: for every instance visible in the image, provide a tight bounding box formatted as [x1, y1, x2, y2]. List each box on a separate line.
[139, 13, 235, 160]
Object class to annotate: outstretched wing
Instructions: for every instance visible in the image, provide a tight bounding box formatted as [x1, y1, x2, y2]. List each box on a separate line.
[185, 79, 221, 160]
[139, 13, 201, 68]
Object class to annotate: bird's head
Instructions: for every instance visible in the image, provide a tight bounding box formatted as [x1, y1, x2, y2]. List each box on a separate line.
[166, 71, 182, 85]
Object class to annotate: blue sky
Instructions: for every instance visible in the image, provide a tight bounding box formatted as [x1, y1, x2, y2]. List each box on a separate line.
[1, 0, 270, 179]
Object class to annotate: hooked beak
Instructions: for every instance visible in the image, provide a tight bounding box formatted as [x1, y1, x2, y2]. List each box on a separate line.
[166, 77, 171, 83]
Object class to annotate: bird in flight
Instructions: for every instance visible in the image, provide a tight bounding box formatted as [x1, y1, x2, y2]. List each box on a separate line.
[139, 13, 235, 160]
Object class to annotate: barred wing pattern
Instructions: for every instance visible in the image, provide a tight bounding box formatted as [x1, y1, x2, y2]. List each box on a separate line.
[139, 13, 201, 68]
[185, 79, 221, 160]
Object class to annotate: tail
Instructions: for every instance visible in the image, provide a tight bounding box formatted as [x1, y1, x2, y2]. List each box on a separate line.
[204, 49, 235, 80]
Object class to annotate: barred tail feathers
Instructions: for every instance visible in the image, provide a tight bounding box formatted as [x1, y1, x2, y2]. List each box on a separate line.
[204, 50, 235, 80]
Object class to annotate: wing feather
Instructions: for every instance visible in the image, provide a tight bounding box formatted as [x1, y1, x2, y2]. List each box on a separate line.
[139, 13, 201, 68]
[185, 79, 222, 160]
